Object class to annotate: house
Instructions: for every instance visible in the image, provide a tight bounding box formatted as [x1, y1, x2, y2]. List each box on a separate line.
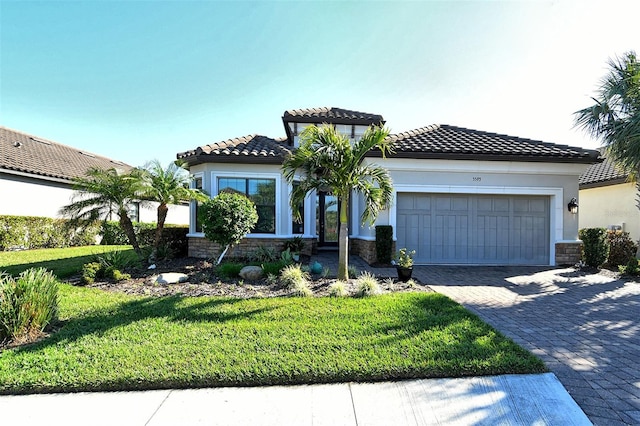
[177, 107, 600, 265]
[579, 155, 640, 242]
[0, 126, 188, 224]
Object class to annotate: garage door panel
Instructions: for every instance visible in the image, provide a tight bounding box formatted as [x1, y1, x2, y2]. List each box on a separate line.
[397, 193, 549, 265]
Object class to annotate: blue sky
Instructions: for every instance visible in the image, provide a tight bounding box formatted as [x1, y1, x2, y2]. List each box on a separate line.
[1, 0, 639, 167]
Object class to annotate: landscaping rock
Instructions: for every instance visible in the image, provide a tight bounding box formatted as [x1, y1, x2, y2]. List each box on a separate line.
[239, 266, 263, 280]
[155, 273, 189, 284]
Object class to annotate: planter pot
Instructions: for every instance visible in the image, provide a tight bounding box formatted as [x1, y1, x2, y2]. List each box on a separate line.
[396, 266, 413, 282]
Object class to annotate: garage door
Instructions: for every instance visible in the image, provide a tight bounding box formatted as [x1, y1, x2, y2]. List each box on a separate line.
[396, 194, 549, 265]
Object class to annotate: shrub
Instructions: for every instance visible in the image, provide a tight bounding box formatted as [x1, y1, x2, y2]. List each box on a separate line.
[249, 245, 279, 263]
[328, 281, 348, 297]
[279, 264, 310, 290]
[579, 228, 609, 268]
[0, 268, 59, 342]
[375, 225, 393, 264]
[619, 258, 640, 276]
[97, 249, 139, 270]
[355, 271, 381, 297]
[606, 231, 638, 270]
[347, 265, 359, 279]
[0, 215, 100, 251]
[216, 262, 244, 279]
[81, 262, 102, 285]
[261, 260, 288, 277]
[101, 222, 188, 258]
[290, 280, 312, 297]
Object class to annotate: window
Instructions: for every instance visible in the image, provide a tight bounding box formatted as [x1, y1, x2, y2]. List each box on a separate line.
[292, 182, 304, 234]
[193, 175, 204, 233]
[128, 202, 140, 223]
[218, 177, 276, 234]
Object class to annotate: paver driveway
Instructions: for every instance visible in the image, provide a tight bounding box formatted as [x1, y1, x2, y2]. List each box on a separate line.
[411, 265, 640, 426]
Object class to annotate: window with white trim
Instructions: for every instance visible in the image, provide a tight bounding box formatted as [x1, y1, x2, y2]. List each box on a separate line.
[218, 177, 276, 234]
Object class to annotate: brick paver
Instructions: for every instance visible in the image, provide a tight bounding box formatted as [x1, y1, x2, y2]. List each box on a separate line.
[311, 254, 640, 424]
[411, 265, 640, 426]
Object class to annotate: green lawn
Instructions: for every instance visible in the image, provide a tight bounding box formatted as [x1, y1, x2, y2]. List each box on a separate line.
[0, 284, 546, 394]
[0, 245, 135, 277]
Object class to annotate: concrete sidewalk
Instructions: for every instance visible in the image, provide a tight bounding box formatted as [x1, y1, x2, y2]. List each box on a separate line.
[1, 373, 590, 425]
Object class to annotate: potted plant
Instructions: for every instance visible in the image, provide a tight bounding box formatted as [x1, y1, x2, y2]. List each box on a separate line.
[393, 248, 415, 282]
[283, 236, 305, 261]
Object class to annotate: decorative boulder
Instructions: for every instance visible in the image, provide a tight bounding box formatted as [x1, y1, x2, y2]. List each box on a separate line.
[155, 273, 189, 285]
[239, 266, 263, 280]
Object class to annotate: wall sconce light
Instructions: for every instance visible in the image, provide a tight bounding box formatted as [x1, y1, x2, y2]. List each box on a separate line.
[568, 197, 578, 214]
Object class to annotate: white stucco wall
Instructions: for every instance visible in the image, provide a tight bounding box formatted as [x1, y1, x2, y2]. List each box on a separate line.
[0, 172, 189, 225]
[579, 182, 640, 242]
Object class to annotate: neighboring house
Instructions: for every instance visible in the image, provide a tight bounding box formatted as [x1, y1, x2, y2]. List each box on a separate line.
[579, 155, 640, 242]
[0, 126, 188, 224]
[177, 107, 600, 266]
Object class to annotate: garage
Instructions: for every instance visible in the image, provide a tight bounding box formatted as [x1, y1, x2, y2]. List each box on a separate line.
[396, 193, 550, 265]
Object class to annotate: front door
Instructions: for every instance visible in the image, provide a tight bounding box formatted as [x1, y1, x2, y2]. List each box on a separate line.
[316, 192, 339, 247]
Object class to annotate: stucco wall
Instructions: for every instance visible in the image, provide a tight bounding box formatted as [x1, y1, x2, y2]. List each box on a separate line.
[579, 182, 640, 241]
[0, 172, 189, 225]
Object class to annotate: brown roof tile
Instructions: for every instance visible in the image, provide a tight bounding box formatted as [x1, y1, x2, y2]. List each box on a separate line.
[371, 124, 600, 163]
[283, 107, 384, 125]
[579, 156, 628, 188]
[0, 126, 131, 182]
[177, 134, 291, 165]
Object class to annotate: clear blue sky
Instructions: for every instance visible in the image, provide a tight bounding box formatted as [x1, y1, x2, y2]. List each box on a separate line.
[1, 0, 638, 167]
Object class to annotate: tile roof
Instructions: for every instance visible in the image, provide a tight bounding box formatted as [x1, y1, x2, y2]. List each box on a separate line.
[369, 124, 600, 163]
[579, 156, 629, 188]
[283, 107, 384, 125]
[0, 126, 131, 182]
[177, 134, 291, 165]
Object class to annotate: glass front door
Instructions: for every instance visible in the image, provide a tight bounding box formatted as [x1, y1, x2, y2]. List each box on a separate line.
[316, 192, 339, 246]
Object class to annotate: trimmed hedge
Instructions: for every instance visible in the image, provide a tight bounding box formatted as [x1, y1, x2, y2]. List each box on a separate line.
[0, 216, 99, 251]
[100, 221, 188, 257]
[606, 230, 638, 269]
[579, 227, 609, 268]
[375, 225, 393, 264]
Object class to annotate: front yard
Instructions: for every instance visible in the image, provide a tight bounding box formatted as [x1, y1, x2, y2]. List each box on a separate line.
[0, 247, 546, 394]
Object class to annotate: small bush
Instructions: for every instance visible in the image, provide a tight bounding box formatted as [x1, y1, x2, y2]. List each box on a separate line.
[98, 249, 138, 270]
[249, 245, 279, 263]
[81, 262, 102, 285]
[347, 265, 359, 279]
[328, 281, 348, 297]
[0, 268, 59, 342]
[279, 264, 310, 290]
[261, 260, 288, 277]
[619, 258, 640, 276]
[216, 262, 244, 279]
[0, 215, 100, 251]
[606, 231, 638, 270]
[375, 225, 393, 264]
[356, 272, 381, 297]
[290, 280, 313, 297]
[579, 228, 609, 268]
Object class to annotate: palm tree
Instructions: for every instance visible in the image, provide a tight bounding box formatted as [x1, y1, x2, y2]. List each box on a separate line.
[282, 124, 394, 280]
[140, 159, 208, 261]
[60, 167, 144, 253]
[575, 51, 640, 173]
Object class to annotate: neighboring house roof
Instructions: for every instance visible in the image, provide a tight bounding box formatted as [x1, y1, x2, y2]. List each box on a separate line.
[282, 107, 384, 126]
[368, 124, 600, 164]
[579, 156, 629, 189]
[177, 134, 291, 165]
[0, 126, 131, 183]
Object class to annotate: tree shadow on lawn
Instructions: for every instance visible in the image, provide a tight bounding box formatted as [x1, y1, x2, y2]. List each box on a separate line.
[11, 295, 273, 356]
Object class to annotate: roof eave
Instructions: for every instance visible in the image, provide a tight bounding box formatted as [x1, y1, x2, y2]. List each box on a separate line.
[366, 151, 601, 164]
[177, 153, 286, 167]
[579, 177, 630, 189]
[283, 115, 385, 126]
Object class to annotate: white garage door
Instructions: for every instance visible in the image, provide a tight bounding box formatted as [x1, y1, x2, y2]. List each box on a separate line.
[396, 193, 550, 265]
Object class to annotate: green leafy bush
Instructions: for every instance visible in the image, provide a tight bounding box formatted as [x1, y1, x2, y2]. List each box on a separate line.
[355, 271, 381, 297]
[0, 215, 100, 251]
[619, 258, 640, 276]
[261, 260, 288, 277]
[249, 245, 279, 263]
[606, 231, 638, 270]
[81, 262, 102, 285]
[101, 222, 188, 258]
[0, 268, 59, 342]
[375, 225, 393, 264]
[279, 264, 310, 290]
[216, 262, 244, 279]
[579, 228, 609, 268]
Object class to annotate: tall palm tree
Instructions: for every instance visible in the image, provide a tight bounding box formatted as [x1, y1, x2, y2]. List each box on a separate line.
[60, 167, 144, 253]
[282, 124, 394, 280]
[140, 159, 208, 261]
[575, 51, 640, 173]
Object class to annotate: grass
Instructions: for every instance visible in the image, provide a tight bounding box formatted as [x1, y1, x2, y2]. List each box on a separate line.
[0, 284, 546, 394]
[0, 245, 136, 277]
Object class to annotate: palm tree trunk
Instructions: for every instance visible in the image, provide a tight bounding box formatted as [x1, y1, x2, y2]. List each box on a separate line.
[118, 208, 141, 254]
[337, 196, 349, 280]
[151, 203, 169, 261]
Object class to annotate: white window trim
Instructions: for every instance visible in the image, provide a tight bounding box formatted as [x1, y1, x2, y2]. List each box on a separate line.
[390, 184, 564, 266]
[187, 172, 205, 237]
[286, 179, 315, 237]
[212, 171, 282, 236]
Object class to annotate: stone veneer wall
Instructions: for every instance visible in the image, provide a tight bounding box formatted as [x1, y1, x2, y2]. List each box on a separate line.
[349, 238, 395, 265]
[189, 237, 314, 259]
[555, 241, 583, 265]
